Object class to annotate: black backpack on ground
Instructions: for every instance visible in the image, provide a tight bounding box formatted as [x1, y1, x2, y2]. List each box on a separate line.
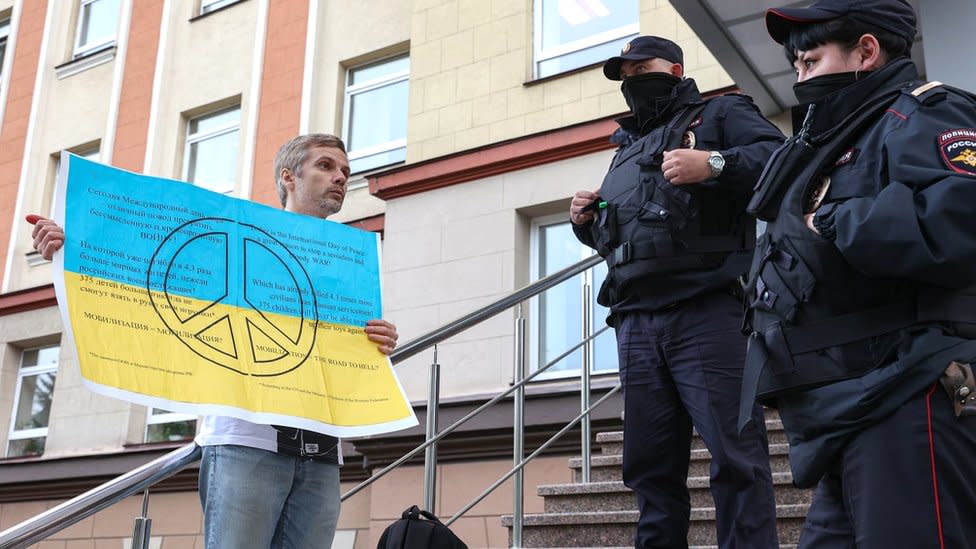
[377, 505, 468, 549]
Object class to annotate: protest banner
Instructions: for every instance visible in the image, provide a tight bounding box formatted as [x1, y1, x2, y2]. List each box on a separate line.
[52, 153, 416, 437]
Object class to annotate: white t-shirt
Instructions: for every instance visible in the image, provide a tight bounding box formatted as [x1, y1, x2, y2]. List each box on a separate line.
[195, 416, 343, 464]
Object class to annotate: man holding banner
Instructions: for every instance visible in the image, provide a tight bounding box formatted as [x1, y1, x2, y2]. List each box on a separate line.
[30, 133, 400, 549]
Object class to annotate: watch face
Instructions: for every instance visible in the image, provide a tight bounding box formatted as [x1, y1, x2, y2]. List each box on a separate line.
[709, 153, 724, 173]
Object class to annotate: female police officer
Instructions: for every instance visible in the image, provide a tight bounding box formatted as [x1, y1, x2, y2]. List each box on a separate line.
[743, 0, 976, 547]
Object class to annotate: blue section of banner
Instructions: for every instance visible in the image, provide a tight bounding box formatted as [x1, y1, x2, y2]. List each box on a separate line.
[62, 155, 381, 326]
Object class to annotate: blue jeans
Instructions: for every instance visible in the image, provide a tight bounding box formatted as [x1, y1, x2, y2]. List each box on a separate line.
[199, 445, 341, 549]
[615, 291, 778, 549]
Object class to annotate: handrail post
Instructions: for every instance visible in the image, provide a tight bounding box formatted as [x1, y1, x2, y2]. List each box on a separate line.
[130, 489, 152, 549]
[423, 345, 441, 513]
[581, 268, 593, 483]
[512, 304, 526, 548]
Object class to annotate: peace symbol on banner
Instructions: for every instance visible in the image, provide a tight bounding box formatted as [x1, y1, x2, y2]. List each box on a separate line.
[147, 218, 319, 377]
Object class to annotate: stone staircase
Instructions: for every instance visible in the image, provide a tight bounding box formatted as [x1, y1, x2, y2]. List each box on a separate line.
[502, 411, 812, 548]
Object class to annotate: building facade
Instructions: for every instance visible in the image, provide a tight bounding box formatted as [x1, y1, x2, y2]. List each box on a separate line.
[0, 0, 968, 547]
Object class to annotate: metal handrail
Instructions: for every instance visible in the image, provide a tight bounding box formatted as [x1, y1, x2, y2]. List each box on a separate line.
[341, 323, 611, 501]
[0, 442, 201, 549]
[446, 383, 621, 527]
[391, 254, 602, 363]
[0, 253, 608, 547]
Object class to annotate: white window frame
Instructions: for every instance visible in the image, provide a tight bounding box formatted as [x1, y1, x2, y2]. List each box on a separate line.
[342, 55, 409, 175]
[183, 105, 240, 194]
[0, 18, 10, 83]
[145, 408, 197, 443]
[529, 214, 617, 380]
[49, 146, 99, 217]
[73, 0, 120, 59]
[532, 0, 638, 79]
[200, 0, 240, 15]
[7, 345, 59, 457]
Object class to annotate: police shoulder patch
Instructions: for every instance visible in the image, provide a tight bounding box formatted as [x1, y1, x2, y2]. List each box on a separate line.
[939, 128, 976, 176]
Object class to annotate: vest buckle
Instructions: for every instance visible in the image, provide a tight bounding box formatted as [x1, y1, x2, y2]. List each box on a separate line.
[613, 242, 631, 266]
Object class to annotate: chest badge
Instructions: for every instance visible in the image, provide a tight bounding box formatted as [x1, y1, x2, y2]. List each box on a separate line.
[806, 175, 831, 213]
[939, 128, 976, 176]
[682, 130, 696, 149]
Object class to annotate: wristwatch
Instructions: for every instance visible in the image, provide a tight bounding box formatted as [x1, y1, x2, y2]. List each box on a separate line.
[707, 151, 725, 178]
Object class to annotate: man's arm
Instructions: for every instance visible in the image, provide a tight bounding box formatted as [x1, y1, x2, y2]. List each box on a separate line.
[709, 96, 786, 192]
[660, 96, 785, 189]
[26, 214, 64, 260]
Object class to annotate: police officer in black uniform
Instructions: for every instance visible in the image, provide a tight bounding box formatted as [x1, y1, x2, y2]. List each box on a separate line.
[570, 36, 784, 549]
[744, 1, 976, 547]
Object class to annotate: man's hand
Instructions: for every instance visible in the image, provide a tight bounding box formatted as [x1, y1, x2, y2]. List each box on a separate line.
[365, 319, 399, 355]
[570, 189, 600, 225]
[26, 214, 65, 260]
[661, 149, 711, 185]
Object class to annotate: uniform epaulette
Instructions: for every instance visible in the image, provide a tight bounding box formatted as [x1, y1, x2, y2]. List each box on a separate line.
[902, 81, 945, 104]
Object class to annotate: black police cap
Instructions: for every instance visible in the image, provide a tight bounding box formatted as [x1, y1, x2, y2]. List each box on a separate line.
[766, 0, 916, 46]
[602, 36, 684, 81]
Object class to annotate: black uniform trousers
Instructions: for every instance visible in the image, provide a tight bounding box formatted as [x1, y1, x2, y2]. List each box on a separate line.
[798, 383, 976, 549]
[615, 291, 779, 549]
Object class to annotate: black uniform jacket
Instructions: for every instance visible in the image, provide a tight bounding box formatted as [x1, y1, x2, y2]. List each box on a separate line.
[751, 58, 976, 487]
[574, 78, 784, 318]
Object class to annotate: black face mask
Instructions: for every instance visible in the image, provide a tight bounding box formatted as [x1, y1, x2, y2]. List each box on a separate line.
[621, 72, 682, 133]
[793, 71, 862, 104]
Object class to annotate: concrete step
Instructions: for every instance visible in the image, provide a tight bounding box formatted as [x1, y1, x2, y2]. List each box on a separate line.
[596, 417, 788, 457]
[540, 472, 809, 513]
[502, 504, 807, 547]
[688, 442, 792, 478]
[571, 443, 793, 482]
[595, 431, 623, 456]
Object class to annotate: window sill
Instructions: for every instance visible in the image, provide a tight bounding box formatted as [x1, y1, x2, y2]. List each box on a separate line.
[26, 250, 50, 267]
[524, 60, 605, 88]
[55, 45, 116, 80]
[190, 0, 249, 22]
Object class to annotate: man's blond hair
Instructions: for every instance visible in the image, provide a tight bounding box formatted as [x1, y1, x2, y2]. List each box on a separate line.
[273, 134, 347, 207]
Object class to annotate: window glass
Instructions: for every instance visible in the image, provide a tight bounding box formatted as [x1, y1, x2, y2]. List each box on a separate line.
[535, 220, 617, 376]
[0, 18, 10, 81]
[344, 56, 409, 174]
[185, 106, 240, 193]
[145, 408, 197, 443]
[75, 0, 120, 57]
[200, 0, 240, 14]
[534, 0, 638, 78]
[7, 345, 59, 458]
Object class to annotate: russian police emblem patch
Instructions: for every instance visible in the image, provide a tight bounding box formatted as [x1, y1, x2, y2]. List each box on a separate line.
[939, 128, 976, 176]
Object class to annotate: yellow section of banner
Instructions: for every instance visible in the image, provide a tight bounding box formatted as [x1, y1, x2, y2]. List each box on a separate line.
[65, 272, 412, 427]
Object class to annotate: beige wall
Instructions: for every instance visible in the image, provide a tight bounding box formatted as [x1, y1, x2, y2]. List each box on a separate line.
[311, 0, 412, 224]
[405, 0, 734, 164]
[0, 491, 203, 548]
[6, 1, 118, 294]
[384, 149, 615, 399]
[144, 0, 255, 185]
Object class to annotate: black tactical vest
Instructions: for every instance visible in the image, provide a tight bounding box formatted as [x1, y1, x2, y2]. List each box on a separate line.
[743, 81, 976, 405]
[588, 103, 753, 306]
